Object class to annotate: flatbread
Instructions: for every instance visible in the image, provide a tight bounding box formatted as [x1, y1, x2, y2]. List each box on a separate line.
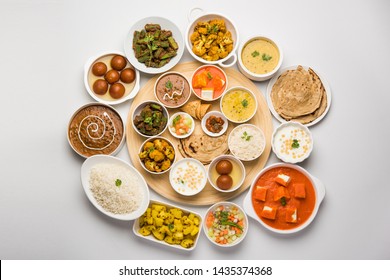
[271, 66, 327, 124]
[178, 124, 228, 164]
[182, 100, 210, 120]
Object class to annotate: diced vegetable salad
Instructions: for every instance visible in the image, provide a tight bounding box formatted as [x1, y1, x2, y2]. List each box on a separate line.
[206, 204, 245, 245]
[170, 114, 193, 136]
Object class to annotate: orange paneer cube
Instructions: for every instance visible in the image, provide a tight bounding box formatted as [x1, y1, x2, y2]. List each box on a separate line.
[275, 173, 291, 187]
[253, 186, 267, 201]
[274, 186, 291, 201]
[285, 207, 298, 223]
[260, 205, 277, 220]
[192, 71, 208, 88]
[294, 183, 306, 198]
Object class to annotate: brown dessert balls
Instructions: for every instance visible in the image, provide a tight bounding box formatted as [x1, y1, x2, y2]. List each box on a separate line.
[92, 79, 108, 95]
[91, 62, 107, 76]
[104, 69, 120, 84]
[111, 55, 127, 71]
[109, 83, 125, 99]
[120, 68, 136, 83]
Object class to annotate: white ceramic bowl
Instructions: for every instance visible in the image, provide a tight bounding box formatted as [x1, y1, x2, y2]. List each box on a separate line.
[220, 86, 258, 124]
[67, 102, 125, 158]
[169, 158, 207, 196]
[190, 65, 228, 101]
[131, 100, 169, 137]
[84, 51, 140, 105]
[237, 35, 283, 81]
[201, 111, 228, 137]
[185, 8, 239, 68]
[272, 121, 314, 163]
[81, 155, 150, 221]
[138, 136, 176, 175]
[228, 124, 266, 161]
[154, 71, 191, 109]
[207, 155, 245, 193]
[168, 112, 195, 139]
[133, 199, 203, 251]
[243, 163, 326, 235]
[203, 201, 248, 247]
[124, 16, 184, 74]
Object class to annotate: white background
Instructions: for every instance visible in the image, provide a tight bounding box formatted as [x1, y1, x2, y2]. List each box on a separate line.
[0, 0, 389, 260]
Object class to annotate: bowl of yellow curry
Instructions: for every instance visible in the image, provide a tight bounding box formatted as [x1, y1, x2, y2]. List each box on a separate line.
[220, 86, 257, 123]
[238, 35, 283, 81]
[185, 9, 239, 68]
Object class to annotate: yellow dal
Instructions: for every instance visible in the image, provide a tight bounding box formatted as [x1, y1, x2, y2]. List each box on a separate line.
[241, 39, 279, 74]
[221, 89, 256, 122]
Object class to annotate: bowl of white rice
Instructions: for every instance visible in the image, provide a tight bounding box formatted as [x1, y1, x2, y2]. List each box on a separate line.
[81, 155, 150, 221]
[228, 124, 265, 161]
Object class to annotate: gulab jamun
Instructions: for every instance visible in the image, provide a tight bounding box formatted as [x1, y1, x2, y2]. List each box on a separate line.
[104, 69, 120, 84]
[91, 62, 107, 76]
[109, 83, 125, 99]
[92, 79, 108, 95]
[111, 55, 127, 71]
[216, 175, 233, 190]
[120, 68, 136, 83]
[216, 160, 233, 175]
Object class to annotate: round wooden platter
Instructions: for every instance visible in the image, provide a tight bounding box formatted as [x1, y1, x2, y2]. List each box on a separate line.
[126, 61, 273, 206]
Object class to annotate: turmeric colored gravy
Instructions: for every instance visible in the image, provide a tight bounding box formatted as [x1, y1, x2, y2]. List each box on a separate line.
[251, 167, 316, 230]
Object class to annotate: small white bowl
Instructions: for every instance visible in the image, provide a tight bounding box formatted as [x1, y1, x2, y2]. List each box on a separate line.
[138, 136, 176, 175]
[168, 112, 195, 139]
[272, 122, 314, 163]
[203, 201, 248, 247]
[133, 199, 203, 251]
[132, 100, 169, 137]
[185, 8, 239, 68]
[81, 155, 150, 221]
[243, 163, 326, 235]
[190, 65, 228, 101]
[169, 158, 207, 196]
[228, 124, 266, 161]
[237, 35, 283, 81]
[220, 86, 258, 124]
[84, 51, 140, 105]
[207, 155, 245, 193]
[67, 102, 125, 158]
[154, 71, 191, 109]
[201, 111, 228, 137]
[124, 16, 184, 74]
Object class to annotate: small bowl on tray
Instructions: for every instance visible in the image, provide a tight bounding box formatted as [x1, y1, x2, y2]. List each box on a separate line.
[168, 112, 195, 139]
[201, 111, 228, 137]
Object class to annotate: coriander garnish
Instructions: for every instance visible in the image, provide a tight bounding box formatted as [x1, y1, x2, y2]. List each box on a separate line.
[115, 179, 122, 187]
[251, 50, 260, 57]
[241, 99, 249, 108]
[165, 79, 173, 90]
[207, 71, 213, 79]
[280, 197, 287, 206]
[292, 139, 300, 149]
[241, 131, 252, 141]
[262, 53, 272, 61]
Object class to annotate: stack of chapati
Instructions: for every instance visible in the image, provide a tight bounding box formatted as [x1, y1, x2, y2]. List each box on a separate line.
[271, 66, 327, 124]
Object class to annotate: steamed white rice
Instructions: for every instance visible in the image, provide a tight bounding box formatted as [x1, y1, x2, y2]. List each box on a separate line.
[229, 125, 265, 161]
[89, 163, 143, 214]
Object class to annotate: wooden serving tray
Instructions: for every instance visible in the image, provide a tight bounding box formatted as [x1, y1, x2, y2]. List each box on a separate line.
[126, 61, 273, 206]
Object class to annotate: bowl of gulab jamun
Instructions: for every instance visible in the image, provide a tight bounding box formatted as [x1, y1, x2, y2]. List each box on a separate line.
[84, 51, 140, 105]
[207, 155, 245, 193]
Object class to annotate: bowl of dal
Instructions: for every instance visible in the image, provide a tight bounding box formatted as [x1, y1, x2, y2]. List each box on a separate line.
[220, 86, 257, 123]
[238, 35, 283, 81]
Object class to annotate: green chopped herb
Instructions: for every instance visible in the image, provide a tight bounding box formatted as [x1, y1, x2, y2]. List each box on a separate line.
[251, 50, 260, 57]
[262, 53, 272, 61]
[241, 99, 249, 108]
[241, 131, 252, 141]
[115, 179, 122, 187]
[292, 139, 300, 149]
[207, 71, 213, 80]
[280, 197, 286, 206]
[165, 80, 173, 90]
[219, 210, 243, 230]
[168, 224, 175, 231]
[144, 116, 153, 124]
[172, 115, 181, 126]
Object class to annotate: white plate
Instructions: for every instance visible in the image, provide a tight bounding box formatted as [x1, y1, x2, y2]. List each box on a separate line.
[266, 65, 332, 127]
[81, 155, 150, 221]
[133, 199, 203, 251]
[242, 163, 325, 234]
[124, 16, 184, 75]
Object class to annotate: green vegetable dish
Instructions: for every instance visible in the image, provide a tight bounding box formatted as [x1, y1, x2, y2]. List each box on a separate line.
[133, 103, 167, 136]
[133, 23, 178, 68]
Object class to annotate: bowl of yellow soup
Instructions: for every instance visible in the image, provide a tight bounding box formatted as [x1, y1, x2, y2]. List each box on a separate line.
[238, 36, 283, 81]
[220, 86, 257, 123]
